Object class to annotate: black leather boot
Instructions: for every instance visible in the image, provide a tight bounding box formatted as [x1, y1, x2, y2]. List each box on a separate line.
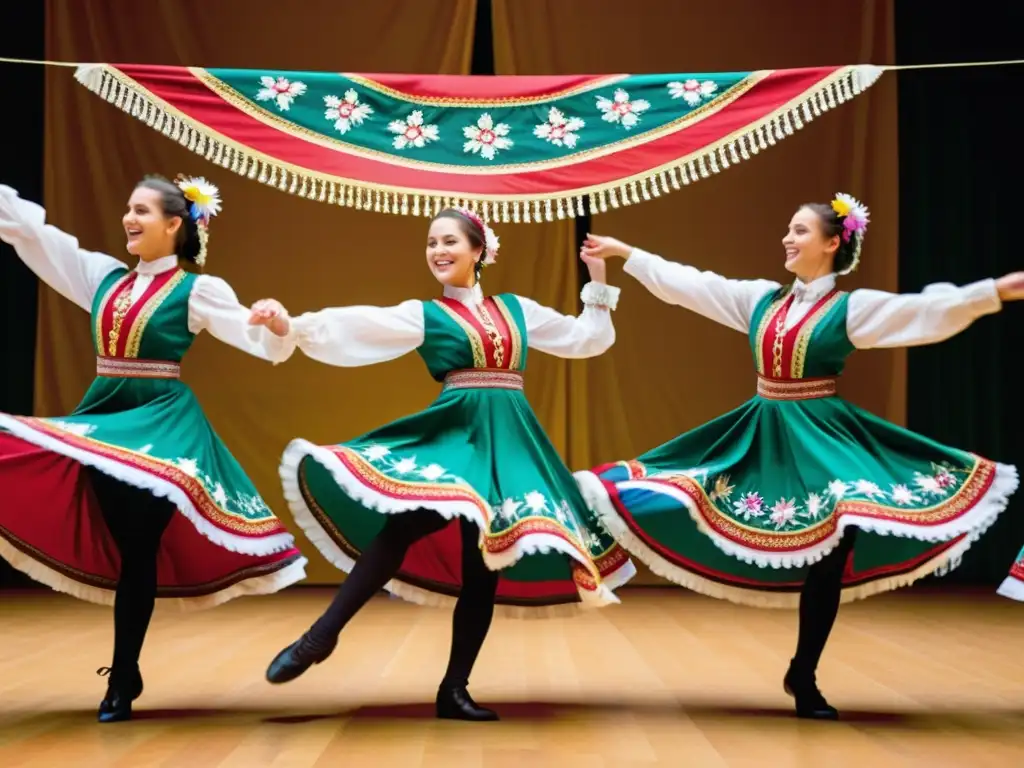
[265, 633, 337, 684]
[97, 666, 144, 723]
[783, 662, 838, 720]
[435, 683, 499, 721]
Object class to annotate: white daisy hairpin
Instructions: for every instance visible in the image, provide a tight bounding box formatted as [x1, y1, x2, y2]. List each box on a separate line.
[175, 175, 222, 267]
[454, 206, 500, 265]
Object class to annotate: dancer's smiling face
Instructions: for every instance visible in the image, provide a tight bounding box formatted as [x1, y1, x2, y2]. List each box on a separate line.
[426, 212, 483, 289]
[123, 185, 183, 262]
[782, 205, 840, 282]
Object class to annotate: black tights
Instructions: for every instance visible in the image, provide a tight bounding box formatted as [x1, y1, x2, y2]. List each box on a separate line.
[792, 528, 859, 676]
[307, 510, 500, 688]
[88, 469, 174, 678]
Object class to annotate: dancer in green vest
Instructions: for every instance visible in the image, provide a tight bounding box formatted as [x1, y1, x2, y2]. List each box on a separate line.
[249, 207, 635, 720]
[0, 176, 307, 723]
[574, 194, 1021, 720]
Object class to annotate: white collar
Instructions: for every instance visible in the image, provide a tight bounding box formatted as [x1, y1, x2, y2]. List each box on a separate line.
[135, 254, 179, 276]
[791, 273, 836, 301]
[442, 282, 484, 306]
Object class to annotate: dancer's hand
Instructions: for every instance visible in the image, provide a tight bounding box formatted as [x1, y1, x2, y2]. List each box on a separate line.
[996, 272, 1024, 302]
[249, 298, 291, 336]
[579, 251, 607, 285]
[580, 234, 633, 261]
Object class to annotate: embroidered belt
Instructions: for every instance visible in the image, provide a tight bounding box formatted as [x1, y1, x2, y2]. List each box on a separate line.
[443, 369, 524, 391]
[97, 357, 181, 379]
[756, 375, 836, 400]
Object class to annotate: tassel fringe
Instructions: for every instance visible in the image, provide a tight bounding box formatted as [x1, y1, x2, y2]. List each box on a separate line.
[75, 64, 884, 222]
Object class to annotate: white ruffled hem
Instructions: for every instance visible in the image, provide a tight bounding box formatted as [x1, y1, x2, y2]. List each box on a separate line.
[0, 414, 297, 557]
[0, 532, 308, 611]
[575, 463, 1018, 609]
[280, 438, 631, 617]
[997, 574, 1024, 602]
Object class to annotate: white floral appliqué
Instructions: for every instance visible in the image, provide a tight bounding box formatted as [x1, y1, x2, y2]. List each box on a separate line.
[362, 445, 391, 461]
[770, 498, 800, 529]
[889, 484, 920, 506]
[802, 492, 824, 519]
[853, 479, 884, 499]
[173, 457, 199, 477]
[596, 89, 650, 130]
[418, 464, 446, 481]
[391, 457, 418, 475]
[256, 76, 307, 111]
[463, 113, 513, 160]
[706, 460, 967, 529]
[533, 107, 585, 148]
[733, 492, 765, 520]
[667, 79, 718, 107]
[524, 491, 548, 513]
[323, 90, 373, 134]
[388, 111, 440, 150]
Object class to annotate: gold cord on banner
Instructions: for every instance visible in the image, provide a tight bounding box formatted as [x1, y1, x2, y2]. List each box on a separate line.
[2, 56, 1023, 70]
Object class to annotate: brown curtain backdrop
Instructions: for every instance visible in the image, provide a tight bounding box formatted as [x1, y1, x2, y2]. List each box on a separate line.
[492, 0, 898, 584]
[489, 10, 585, 465]
[40, 0, 896, 588]
[40, 0, 476, 584]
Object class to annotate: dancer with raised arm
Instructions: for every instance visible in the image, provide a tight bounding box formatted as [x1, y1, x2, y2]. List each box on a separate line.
[574, 194, 1020, 720]
[0, 176, 306, 722]
[250, 208, 635, 721]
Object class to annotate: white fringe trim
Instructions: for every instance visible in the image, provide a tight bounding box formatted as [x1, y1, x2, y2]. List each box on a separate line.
[997, 574, 1024, 602]
[73, 63, 883, 223]
[0, 531, 308, 612]
[575, 463, 1018, 609]
[280, 439, 630, 618]
[0, 415, 298, 556]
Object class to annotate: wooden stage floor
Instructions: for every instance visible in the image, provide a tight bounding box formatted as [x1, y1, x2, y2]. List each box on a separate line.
[0, 586, 1022, 766]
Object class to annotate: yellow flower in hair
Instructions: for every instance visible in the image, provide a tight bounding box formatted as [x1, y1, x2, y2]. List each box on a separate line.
[175, 175, 222, 222]
[831, 197, 851, 218]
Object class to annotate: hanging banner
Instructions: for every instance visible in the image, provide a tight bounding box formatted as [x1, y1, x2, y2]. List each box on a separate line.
[75, 64, 882, 221]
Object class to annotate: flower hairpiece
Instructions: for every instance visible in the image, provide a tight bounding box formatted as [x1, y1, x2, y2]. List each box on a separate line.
[454, 206, 500, 265]
[175, 175, 222, 266]
[830, 192, 869, 275]
[831, 193, 869, 243]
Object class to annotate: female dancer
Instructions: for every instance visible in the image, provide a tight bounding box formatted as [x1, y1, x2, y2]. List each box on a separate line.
[249, 207, 635, 720]
[0, 177, 307, 722]
[574, 194, 1021, 719]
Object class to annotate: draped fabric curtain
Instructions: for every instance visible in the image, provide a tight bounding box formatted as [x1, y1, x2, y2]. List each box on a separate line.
[41, 0, 477, 584]
[492, 0, 898, 584]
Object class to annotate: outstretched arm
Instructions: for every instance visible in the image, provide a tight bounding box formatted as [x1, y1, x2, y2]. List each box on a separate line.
[189, 276, 301, 363]
[847, 272, 1022, 349]
[520, 252, 620, 358]
[0, 185, 126, 311]
[247, 297, 425, 366]
[581, 234, 779, 334]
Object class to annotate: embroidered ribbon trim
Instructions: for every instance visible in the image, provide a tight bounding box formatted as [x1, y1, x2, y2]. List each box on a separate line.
[96, 357, 181, 379]
[443, 369, 524, 390]
[756, 375, 836, 400]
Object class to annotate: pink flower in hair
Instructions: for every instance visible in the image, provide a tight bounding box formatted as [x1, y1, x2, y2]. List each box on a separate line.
[831, 193, 870, 242]
[454, 206, 500, 265]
